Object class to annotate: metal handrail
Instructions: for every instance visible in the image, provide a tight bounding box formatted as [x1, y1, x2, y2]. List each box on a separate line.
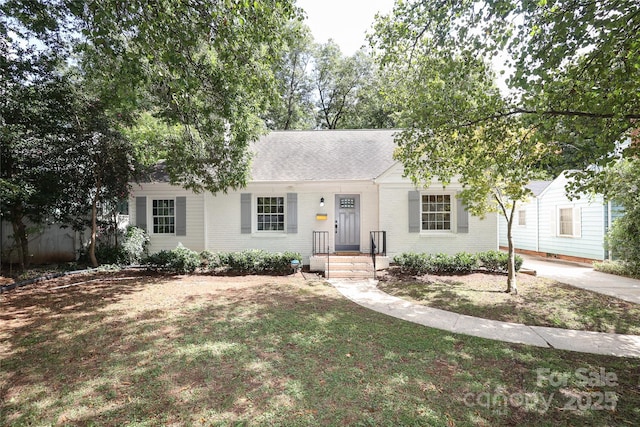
[312, 231, 329, 255]
[370, 231, 386, 280]
[369, 231, 386, 256]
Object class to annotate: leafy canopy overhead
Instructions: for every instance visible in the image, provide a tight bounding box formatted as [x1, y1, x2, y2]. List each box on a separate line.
[371, 0, 640, 183]
[3, 0, 302, 194]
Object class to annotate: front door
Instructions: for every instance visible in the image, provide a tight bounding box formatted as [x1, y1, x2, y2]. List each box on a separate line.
[335, 194, 360, 252]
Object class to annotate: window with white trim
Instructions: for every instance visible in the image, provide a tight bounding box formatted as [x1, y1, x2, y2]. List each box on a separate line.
[557, 206, 581, 237]
[518, 209, 526, 226]
[421, 194, 451, 231]
[152, 199, 175, 234]
[257, 196, 284, 231]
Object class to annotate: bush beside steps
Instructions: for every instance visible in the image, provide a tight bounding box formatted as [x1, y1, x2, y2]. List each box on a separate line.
[393, 250, 523, 276]
[143, 244, 302, 275]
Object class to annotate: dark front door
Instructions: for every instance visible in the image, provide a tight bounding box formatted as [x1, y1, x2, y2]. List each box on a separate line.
[335, 194, 360, 251]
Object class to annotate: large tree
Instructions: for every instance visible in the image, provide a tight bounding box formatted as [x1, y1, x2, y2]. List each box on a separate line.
[314, 41, 372, 129]
[0, 34, 76, 268]
[74, 0, 301, 193]
[3, 0, 301, 194]
[371, 0, 640, 185]
[370, 0, 639, 291]
[264, 21, 316, 130]
[385, 52, 549, 293]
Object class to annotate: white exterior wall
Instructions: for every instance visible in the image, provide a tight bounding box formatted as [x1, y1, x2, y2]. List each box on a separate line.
[130, 182, 206, 252]
[498, 198, 540, 252]
[203, 180, 381, 262]
[537, 174, 606, 260]
[376, 164, 498, 258]
[131, 166, 501, 262]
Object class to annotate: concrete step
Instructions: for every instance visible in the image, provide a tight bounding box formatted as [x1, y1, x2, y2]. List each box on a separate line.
[325, 270, 374, 279]
[325, 256, 374, 279]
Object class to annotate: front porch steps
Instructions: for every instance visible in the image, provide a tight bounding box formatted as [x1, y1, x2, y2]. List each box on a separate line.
[324, 255, 375, 279]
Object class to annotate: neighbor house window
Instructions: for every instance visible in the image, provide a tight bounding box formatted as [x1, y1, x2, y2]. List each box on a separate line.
[558, 207, 575, 236]
[257, 196, 284, 231]
[421, 194, 451, 231]
[153, 199, 175, 234]
[518, 209, 526, 226]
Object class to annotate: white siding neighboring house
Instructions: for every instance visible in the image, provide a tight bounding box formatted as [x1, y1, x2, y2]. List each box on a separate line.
[499, 171, 623, 262]
[130, 130, 499, 271]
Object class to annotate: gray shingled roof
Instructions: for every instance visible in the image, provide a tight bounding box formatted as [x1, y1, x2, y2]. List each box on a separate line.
[250, 130, 399, 182]
[526, 180, 552, 196]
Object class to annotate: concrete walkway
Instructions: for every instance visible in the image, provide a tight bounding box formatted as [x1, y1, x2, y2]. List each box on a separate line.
[329, 274, 640, 358]
[521, 255, 640, 304]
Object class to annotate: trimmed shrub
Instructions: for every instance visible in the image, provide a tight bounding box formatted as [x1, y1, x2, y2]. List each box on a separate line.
[392, 252, 477, 275]
[145, 247, 303, 275]
[452, 252, 479, 273]
[393, 250, 522, 275]
[144, 244, 200, 274]
[223, 249, 302, 274]
[477, 250, 523, 273]
[200, 250, 222, 271]
[393, 252, 430, 275]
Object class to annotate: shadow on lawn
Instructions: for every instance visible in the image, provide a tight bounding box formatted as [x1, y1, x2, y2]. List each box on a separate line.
[2, 272, 639, 426]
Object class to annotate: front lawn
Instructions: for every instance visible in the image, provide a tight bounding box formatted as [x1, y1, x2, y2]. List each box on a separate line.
[1, 271, 638, 426]
[377, 269, 640, 335]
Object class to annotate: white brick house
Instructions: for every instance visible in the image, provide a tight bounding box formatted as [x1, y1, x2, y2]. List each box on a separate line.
[130, 130, 498, 271]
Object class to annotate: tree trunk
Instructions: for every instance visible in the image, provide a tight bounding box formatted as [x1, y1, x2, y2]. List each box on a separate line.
[10, 205, 30, 270]
[505, 206, 518, 294]
[88, 181, 101, 268]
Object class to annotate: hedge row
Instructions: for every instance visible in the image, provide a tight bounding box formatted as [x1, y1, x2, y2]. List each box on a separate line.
[143, 245, 302, 275]
[393, 250, 523, 275]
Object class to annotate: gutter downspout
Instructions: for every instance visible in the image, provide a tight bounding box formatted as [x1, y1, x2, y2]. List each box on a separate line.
[536, 197, 540, 253]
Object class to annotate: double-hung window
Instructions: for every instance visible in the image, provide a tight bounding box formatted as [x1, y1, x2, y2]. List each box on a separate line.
[257, 196, 285, 231]
[518, 209, 527, 226]
[421, 194, 451, 231]
[557, 206, 581, 237]
[153, 199, 175, 234]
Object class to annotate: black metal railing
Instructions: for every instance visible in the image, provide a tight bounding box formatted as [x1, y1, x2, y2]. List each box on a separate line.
[370, 231, 386, 256]
[312, 231, 330, 255]
[370, 231, 386, 280]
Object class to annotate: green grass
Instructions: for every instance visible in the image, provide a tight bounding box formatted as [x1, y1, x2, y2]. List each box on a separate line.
[1, 271, 639, 426]
[378, 269, 640, 335]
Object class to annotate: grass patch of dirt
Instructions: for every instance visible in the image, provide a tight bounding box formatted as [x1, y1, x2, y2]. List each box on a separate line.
[377, 268, 640, 335]
[1, 270, 639, 426]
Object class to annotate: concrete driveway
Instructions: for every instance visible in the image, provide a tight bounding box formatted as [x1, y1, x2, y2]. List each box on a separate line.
[520, 255, 640, 304]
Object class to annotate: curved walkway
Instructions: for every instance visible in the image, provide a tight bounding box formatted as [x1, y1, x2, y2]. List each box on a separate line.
[329, 279, 640, 358]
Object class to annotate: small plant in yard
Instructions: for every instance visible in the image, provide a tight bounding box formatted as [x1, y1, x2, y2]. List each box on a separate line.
[477, 250, 523, 273]
[90, 225, 150, 266]
[144, 244, 200, 274]
[120, 226, 150, 264]
[199, 250, 222, 271]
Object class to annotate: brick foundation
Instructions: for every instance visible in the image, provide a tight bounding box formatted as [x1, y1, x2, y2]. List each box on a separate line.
[499, 246, 600, 265]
